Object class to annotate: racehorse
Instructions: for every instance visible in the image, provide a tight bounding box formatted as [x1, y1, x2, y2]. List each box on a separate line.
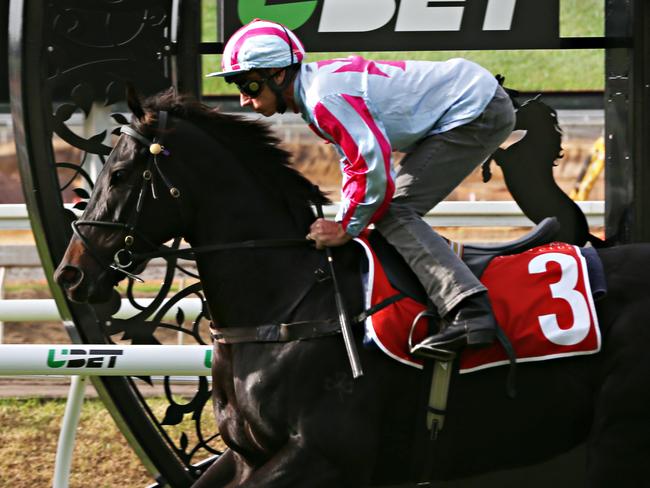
[54, 88, 650, 487]
[488, 97, 604, 247]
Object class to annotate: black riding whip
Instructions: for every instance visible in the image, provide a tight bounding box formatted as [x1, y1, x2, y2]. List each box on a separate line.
[315, 204, 364, 379]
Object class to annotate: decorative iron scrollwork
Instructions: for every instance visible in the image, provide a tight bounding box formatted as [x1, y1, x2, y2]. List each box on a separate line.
[11, 0, 215, 484]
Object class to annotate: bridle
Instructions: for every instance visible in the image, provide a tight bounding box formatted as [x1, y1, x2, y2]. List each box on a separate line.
[72, 111, 183, 282]
[71, 110, 311, 282]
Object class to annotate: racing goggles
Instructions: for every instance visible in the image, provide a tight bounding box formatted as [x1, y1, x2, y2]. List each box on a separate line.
[230, 69, 284, 98]
[234, 77, 266, 98]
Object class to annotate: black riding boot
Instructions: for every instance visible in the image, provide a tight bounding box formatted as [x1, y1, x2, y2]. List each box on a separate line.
[411, 291, 496, 358]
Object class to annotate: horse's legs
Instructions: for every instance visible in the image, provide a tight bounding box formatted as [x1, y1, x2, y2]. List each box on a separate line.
[193, 439, 356, 488]
[236, 439, 355, 488]
[191, 449, 239, 488]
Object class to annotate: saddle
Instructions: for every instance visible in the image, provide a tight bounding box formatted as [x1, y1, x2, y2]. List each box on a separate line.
[367, 216, 561, 305]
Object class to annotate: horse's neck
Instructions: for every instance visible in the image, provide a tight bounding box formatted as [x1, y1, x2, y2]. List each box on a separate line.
[182, 139, 340, 325]
[189, 194, 323, 326]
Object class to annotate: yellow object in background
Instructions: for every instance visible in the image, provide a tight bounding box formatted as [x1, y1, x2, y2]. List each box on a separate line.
[571, 135, 605, 201]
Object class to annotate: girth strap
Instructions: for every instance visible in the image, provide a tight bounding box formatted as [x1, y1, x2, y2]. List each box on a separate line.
[210, 319, 341, 344]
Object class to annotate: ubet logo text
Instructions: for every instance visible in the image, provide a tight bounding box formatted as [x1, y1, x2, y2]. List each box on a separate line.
[238, 0, 518, 32]
[47, 348, 124, 369]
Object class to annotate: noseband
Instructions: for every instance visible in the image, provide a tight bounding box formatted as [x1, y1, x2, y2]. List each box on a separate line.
[71, 110, 311, 282]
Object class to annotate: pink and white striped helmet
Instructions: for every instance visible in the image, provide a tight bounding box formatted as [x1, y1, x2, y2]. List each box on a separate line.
[207, 19, 306, 78]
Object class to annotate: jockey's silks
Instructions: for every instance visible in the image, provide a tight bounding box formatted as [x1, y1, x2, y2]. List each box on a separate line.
[293, 56, 498, 236]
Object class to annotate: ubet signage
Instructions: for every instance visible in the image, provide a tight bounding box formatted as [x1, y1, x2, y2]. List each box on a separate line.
[219, 0, 560, 52]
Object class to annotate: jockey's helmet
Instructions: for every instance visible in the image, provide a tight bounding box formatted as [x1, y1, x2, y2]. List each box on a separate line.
[207, 19, 305, 78]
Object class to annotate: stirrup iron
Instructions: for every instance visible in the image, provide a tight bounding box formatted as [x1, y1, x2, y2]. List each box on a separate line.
[408, 310, 455, 362]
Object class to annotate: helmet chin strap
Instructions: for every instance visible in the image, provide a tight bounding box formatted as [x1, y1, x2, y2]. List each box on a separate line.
[268, 64, 300, 114]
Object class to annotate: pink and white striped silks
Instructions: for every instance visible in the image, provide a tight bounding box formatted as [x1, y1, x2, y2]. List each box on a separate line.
[295, 55, 498, 236]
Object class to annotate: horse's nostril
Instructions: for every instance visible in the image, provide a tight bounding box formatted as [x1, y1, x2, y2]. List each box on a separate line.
[56, 265, 84, 290]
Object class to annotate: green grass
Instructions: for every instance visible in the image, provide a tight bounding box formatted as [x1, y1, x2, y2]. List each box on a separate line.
[0, 397, 150, 487]
[201, 0, 604, 95]
[560, 0, 604, 37]
[0, 396, 220, 487]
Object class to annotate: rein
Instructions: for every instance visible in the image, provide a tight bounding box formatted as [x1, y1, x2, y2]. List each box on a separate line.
[132, 237, 311, 262]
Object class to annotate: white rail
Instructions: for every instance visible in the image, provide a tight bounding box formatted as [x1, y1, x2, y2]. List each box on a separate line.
[0, 344, 211, 376]
[0, 204, 34, 230]
[0, 344, 211, 488]
[0, 298, 203, 322]
[328, 201, 605, 227]
[0, 201, 605, 230]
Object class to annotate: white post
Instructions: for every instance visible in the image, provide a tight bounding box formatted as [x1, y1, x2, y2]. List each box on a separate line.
[52, 375, 87, 488]
[0, 344, 212, 376]
[0, 266, 5, 344]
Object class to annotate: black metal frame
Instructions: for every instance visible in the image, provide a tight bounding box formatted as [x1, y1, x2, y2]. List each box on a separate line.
[604, 0, 650, 243]
[8, 1, 217, 486]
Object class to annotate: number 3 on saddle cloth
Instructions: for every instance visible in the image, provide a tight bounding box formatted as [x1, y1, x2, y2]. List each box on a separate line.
[354, 234, 606, 373]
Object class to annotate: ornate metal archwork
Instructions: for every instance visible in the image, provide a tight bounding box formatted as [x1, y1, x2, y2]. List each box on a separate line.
[9, 0, 219, 486]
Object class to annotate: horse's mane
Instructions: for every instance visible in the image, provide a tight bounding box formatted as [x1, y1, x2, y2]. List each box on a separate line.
[134, 88, 330, 207]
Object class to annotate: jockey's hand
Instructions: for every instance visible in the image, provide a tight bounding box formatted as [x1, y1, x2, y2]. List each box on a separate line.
[307, 218, 353, 249]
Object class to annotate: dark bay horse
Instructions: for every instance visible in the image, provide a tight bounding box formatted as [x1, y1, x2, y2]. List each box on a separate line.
[489, 98, 604, 247]
[54, 89, 650, 487]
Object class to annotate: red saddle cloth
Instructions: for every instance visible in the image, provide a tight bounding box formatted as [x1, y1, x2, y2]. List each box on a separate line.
[354, 238, 601, 373]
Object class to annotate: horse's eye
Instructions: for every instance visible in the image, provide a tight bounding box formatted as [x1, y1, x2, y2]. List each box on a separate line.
[110, 169, 128, 185]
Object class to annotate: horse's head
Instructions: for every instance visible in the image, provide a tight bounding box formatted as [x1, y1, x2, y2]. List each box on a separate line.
[514, 97, 560, 131]
[510, 97, 563, 163]
[54, 88, 199, 303]
[54, 87, 328, 303]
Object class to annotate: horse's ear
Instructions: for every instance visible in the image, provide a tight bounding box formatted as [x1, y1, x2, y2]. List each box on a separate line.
[126, 83, 145, 120]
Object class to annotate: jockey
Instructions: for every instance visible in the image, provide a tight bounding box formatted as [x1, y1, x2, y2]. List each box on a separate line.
[208, 19, 516, 358]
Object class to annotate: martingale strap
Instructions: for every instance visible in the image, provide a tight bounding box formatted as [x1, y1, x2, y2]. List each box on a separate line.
[210, 319, 341, 344]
